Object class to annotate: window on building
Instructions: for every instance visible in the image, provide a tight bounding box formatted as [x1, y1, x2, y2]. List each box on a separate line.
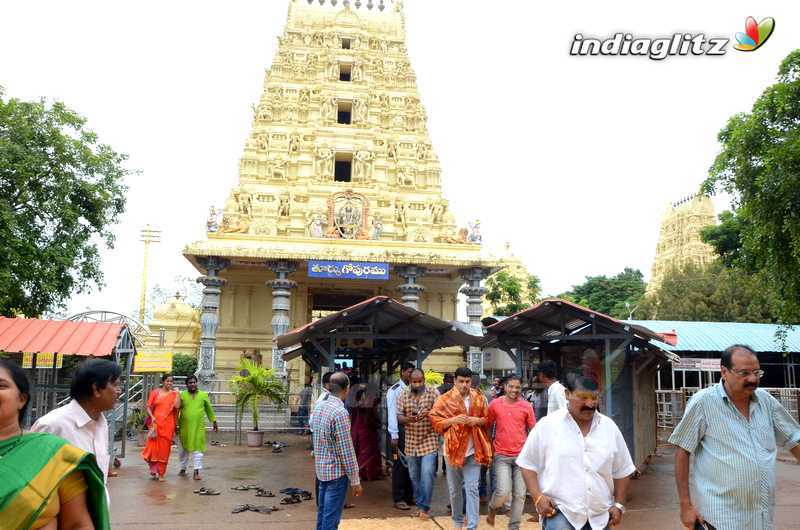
[337, 101, 352, 124]
[334, 152, 352, 182]
[339, 63, 352, 82]
[342, 38, 352, 50]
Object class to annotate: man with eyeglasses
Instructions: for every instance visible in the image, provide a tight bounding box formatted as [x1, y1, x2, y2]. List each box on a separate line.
[516, 370, 634, 530]
[670, 344, 800, 530]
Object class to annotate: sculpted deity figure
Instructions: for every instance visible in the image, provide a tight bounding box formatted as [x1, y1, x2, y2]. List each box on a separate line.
[237, 190, 253, 217]
[316, 143, 334, 180]
[353, 98, 368, 125]
[327, 55, 339, 80]
[416, 142, 430, 161]
[380, 93, 391, 112]
[353, 34, 361, 50]
[298, 88, 310, 107]
[266, 157, 287, 180]
[387, 140, 398, 162]
[352, 60, 364, 82]
[288, 132, 301, 155]
[321, 96, 336, 123]
[303, 31, 312, 46]
[394, 198, 407, 228]
[206, 206, 219, 232]
[277, 195, 291, 218]
[307, 210, 325, 238]
[257, 134, 269, 152]
[371, 215, 383, 240]
[353, 147, 374, 182]
[468, 219, 482, 244]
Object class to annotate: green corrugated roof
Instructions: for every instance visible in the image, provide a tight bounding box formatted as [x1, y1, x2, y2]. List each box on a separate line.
[625, 320, 800, 353]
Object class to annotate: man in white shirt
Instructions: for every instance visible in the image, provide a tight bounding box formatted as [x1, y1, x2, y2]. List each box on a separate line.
[386, 361, 415, 510]
[538, 360, 567, 415]
[32, 358, 121, 484]
[516, 371, 635, 530]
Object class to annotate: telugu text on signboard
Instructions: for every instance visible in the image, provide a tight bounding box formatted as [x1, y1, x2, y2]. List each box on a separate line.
[308, 260, 389, 280]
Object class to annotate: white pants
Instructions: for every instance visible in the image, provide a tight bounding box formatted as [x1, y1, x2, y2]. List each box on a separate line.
[179, 449, 204, 471]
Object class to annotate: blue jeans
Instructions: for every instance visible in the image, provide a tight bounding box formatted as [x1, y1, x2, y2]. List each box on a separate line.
[406, 452, 437, 512]
[446, 454, 481, 529]
[542, 511, 605, 530]
[316, 475, 349, 530]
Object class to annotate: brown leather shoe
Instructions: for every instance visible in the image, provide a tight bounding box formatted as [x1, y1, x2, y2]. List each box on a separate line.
[487, 505, 496, 526]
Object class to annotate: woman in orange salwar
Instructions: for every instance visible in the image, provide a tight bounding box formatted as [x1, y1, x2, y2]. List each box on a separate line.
[142, 373, 180, 481]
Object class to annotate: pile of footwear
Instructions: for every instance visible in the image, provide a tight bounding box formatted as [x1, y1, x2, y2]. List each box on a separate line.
[279, 487, 313, 504]
[264, 440, 288, 453]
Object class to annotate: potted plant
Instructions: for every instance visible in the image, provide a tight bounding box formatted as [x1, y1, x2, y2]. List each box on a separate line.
[127, 407, 148, 447]
[230, 358, 287, 447]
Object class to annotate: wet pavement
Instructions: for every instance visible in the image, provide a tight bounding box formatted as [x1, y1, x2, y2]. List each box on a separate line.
[109, 433, 800, 530]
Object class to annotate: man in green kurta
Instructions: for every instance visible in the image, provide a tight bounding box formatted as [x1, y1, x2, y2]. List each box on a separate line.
[178, 375, 218, 480]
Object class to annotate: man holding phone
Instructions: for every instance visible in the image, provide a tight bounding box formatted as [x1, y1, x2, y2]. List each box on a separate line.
[396, 368, 439, 519]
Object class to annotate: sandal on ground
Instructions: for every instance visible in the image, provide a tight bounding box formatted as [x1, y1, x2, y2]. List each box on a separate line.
[232, 504, 252, 514]
[178, 469, 187, 476]
[280, 495, 300, 505]
[344, 503, 355, 509]
[194, 487, 221, 496]
[231, 484, 258, 491]
[249, 505, 276, 513]
[271, 446, 283, 453]
[299, 491, 312, 500]
[255, 489, 275, 497]
[394, 501, 411, 510]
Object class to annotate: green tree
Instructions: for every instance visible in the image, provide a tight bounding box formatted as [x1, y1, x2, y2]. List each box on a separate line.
[639, 261, 780, 322]
[485, 270, 541, 316]
[700, 210, 748, 269]
[171, 353, 198, 378]
[560, 268, 646, 319]
[0, 89, 129, 317]
[702, 49, 800, 322]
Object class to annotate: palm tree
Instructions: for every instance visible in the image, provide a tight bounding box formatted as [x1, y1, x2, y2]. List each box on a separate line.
[230, 358, 286, 432]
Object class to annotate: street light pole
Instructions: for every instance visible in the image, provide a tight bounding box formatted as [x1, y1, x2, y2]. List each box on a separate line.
[138, 225, 161, 323]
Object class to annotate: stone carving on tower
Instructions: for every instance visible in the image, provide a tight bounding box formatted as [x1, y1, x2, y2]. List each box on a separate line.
[647, 193, 717, 293]
[208, 0, 466, 245]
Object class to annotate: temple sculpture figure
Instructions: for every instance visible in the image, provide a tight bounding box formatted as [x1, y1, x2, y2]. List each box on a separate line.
[159, 0, 499, 388]
[647, 193, 717, 293]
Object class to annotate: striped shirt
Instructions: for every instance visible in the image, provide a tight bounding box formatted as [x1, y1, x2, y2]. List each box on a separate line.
[669, 383, 800, 530]
[310, 393, 361, 485]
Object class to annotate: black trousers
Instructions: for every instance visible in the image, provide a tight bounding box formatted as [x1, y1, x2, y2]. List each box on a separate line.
[391, 426, 413, 504]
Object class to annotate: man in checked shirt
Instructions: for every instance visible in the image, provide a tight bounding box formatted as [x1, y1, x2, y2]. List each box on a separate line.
[310, 371, 363, 530]
[397, 368, 439, 519]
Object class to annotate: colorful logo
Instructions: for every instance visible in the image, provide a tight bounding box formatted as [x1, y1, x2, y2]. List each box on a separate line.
[734, 16, 775, 51]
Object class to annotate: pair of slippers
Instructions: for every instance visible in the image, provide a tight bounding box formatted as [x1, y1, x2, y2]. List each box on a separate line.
[280, 494, 302, 505]
[231, 504, 279, 514]
[193, 487, 221, 496]
[255, 488, 275, 498]
[209, 440, 227, 447]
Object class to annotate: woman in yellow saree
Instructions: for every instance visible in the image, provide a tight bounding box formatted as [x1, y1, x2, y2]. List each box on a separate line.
[0, 359, 110, 530]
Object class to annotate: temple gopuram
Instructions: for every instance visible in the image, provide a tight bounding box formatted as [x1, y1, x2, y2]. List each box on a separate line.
[647, 193, 717, 294]
[169, 0, 500, 388]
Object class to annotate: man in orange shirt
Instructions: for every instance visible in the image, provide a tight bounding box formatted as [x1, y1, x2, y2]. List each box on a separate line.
[429, 367, 492, 530]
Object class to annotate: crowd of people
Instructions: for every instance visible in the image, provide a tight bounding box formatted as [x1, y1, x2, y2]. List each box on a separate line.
[310, 345, 800, 530]
[1, 342, 799, 530]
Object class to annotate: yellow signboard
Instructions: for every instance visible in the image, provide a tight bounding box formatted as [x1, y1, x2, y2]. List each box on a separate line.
[134, 350, 173, 373]
[22, 352, 63, 369]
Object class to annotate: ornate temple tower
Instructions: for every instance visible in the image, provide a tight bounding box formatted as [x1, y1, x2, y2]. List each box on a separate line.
[181, 0, 498, 385]
[647, 194, 717, 293]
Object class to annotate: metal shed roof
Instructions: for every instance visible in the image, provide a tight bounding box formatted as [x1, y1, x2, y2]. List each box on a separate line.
[0, 317, 125, 357]
[625, 320, 800, 353]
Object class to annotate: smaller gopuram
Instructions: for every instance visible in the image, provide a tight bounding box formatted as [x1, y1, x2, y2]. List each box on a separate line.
[179, 0, 500, 388]
[648, 194, 717, 293]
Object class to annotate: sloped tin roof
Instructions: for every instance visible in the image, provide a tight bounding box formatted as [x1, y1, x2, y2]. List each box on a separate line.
[0, 317, 124, 357]
[626, 320, 800, 353]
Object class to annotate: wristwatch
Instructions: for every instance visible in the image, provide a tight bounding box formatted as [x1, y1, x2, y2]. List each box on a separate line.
[613, 502, 626, 514]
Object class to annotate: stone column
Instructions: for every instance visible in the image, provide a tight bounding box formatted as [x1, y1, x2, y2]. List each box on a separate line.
[267, 260, 298, 376]
[196, 257, 229, 389]
[460, 267, 490, 379]
[395, 265, 425, 310]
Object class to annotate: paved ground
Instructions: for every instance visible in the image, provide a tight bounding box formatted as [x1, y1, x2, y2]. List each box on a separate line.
[109, 433, 800, 529]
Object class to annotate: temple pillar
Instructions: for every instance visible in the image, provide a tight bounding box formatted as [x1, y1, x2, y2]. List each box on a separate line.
[196, 257, 229, 389]
[267, 260, 298, 376]
[460, 267, 490, 379]
[395, 265, 425, 310]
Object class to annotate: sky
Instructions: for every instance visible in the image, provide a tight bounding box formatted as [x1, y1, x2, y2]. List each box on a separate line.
[1, 0, 798, 318]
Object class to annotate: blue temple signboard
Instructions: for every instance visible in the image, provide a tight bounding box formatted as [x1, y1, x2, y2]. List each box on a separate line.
[308, 260, 390, 280]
